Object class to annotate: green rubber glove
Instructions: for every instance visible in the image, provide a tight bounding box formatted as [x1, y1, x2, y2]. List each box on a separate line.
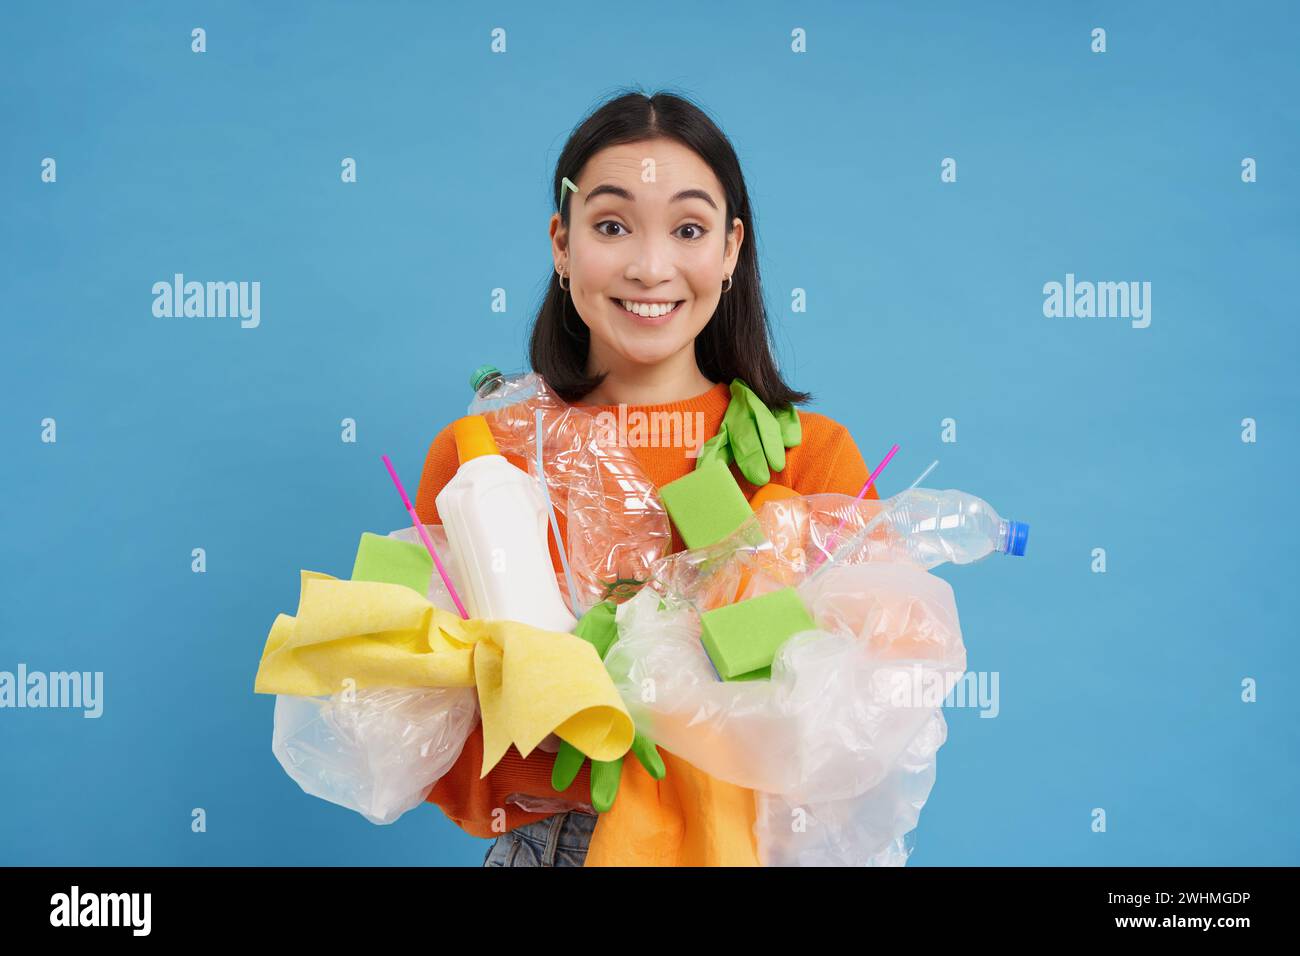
[550, 600, 667, 812]
[694, 378, 802, 486]
[554, 730, 666, 813]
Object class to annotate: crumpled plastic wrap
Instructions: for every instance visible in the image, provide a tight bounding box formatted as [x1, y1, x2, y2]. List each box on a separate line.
[607, 560, 963, 800]
[603, 490, 971, 865]
[272, 685, 479, 825]
[754, 710, 947, 866]
[468, 372, 671, 613]
[270, 526, 479, 825]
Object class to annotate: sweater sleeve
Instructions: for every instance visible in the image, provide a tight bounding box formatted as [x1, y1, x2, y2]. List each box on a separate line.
[821, 426, 881, 500]
[413, 424, 458, 525]
[790, 414, 881, 501]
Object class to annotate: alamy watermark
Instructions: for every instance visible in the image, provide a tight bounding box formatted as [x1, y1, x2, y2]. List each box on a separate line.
[0, 664, 103, 718]
[888, 666, 1000, 718]
[49, 886, 150, 935]
[1043, 272, 1151, 329]
[152, 273, 260, 328]
[592, 406, 707, 456]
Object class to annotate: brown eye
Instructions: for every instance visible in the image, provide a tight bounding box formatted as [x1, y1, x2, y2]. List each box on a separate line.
[596, 221, 628, 237]
[677, 223, 707, 241]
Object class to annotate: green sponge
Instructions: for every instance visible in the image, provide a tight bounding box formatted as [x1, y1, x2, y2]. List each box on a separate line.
[350, 532, 433, 595]
[658, 461, 754, 550]
[699, 587, 815, 680]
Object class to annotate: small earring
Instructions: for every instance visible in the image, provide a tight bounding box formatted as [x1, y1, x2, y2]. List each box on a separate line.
[557, 266, 570, 292]
[721, 273, 733, 293]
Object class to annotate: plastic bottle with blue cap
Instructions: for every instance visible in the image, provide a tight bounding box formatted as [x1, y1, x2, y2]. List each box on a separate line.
[818, 487, 1030, 571]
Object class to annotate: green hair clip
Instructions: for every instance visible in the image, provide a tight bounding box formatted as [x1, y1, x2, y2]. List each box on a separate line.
[559, 176, 580, 211]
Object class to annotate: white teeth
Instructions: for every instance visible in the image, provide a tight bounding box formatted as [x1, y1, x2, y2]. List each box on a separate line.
[620, 299, 679, 318]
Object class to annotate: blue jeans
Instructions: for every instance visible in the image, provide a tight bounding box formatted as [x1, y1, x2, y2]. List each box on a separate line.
[482, 810, 598, 867]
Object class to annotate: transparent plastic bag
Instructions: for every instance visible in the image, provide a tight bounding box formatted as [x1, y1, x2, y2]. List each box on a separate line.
[754, 710, 947, 866]
[604, 482, 977, 865]
[272, 685, 479, 825]
[271, 540, 480, 826]
[605, 560, 963, 801]
[468, 371, 671, 613]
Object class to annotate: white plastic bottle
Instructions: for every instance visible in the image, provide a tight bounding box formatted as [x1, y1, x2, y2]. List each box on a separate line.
[435, 414, 578, 633]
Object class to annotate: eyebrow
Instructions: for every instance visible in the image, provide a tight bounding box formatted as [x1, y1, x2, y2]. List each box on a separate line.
[584, 183, 718, 210]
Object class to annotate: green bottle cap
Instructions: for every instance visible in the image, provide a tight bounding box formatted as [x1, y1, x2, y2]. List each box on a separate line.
[469, 364, 502, 393]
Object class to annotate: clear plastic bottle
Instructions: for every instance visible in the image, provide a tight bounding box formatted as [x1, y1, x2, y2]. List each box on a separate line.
[806, 486, 1029, 574]
[816, 488, 1028, 573]
[468, 365, 543, 413]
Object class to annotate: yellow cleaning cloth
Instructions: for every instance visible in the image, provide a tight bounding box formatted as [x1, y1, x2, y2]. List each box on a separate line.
[254, 571, 633, 776]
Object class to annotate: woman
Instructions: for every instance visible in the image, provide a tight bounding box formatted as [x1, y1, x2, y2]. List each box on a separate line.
[414, 88, 878, 866]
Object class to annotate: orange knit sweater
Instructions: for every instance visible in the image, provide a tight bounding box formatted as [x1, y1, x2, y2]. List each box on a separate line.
[413, 381, 879, 851]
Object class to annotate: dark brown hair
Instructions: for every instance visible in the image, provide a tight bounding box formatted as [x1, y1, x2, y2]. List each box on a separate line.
[530, 87, 812, 410]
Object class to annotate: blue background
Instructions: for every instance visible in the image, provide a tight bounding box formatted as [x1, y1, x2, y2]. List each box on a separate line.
[2, 1, 1296, 866]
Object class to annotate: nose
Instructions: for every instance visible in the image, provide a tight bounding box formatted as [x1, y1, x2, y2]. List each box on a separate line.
[624, 232, 676, 287]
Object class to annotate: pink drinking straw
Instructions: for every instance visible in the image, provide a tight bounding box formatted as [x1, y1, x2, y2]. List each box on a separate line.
[808, 443, 900, 571]
[380, 454, 470, 620]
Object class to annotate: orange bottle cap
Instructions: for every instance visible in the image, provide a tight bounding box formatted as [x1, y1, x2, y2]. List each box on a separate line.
[452, 415, 500, 465]
[748, 482, 798, 512]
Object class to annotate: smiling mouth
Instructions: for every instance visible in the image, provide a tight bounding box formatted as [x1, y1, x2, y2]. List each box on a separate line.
[610, 298, 685, 321]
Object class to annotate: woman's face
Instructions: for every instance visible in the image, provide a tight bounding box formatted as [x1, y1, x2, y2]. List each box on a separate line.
[551, 137, 743, 373]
